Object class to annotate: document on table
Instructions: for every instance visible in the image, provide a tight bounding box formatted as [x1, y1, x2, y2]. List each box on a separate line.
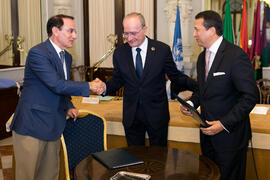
[251, 106, 269, 115]
[97, 96, 114, 101]
[81, 97, 100, 104]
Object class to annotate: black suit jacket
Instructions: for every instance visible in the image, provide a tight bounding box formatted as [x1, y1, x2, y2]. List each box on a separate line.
[106, 37, 197, 129]
[190, 39, 258, 151]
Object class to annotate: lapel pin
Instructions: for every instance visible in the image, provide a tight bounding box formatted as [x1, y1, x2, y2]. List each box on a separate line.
[151, 47, 155, 51]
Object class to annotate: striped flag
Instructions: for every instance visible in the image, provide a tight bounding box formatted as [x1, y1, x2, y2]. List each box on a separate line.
[250, 0, 261, 59]
[223, 0, 234, 43]
[261, 6, 269, 68]
[172, 5, 184, 73]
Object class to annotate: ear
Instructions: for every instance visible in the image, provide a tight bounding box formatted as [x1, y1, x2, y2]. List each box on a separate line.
[210, 27, 217, 36]
[52, 26, 59, 36]
[143, 26, 148, 34]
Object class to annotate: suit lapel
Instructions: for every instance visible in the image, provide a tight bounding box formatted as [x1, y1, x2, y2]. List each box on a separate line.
[46, 40, 66, 79]
[125, 44, 139, 80]
[198, 51, 208, 92]
[124, 38, 156, 81]
[203, 39, 226, 94]
[141, 38, 155, 80]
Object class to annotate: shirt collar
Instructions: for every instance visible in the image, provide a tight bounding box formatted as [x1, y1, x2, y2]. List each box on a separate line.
[49, 38, 63, 55]
[209, 36, 223, 54]
[132, 37, 148, 53]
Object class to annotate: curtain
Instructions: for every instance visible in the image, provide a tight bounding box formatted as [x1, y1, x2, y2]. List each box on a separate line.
[18, 0, 41, 65]
[89, 0, 115, 67]
[0, 0, 12, 66]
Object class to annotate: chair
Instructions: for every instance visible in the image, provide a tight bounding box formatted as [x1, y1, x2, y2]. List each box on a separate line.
[61, 109, 107, 179]
[115, 87, 124, 97]
[256, 79, 270, 104]
[60, 135, 71, 180]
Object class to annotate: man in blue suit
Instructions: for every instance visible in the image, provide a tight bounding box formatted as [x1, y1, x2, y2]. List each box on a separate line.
[105, 12, 197, 147]
[10, 14, 103, 180]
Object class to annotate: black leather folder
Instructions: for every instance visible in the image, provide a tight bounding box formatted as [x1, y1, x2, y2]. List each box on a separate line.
[92, 149, 144, 169]
[173, 93, 209, 127]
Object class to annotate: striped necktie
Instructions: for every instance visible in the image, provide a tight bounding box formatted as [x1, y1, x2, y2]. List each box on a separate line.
[59, 51, 67, 80]
[59, 51, 65, 64]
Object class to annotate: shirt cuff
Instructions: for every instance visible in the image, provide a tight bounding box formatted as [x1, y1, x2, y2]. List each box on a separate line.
[186, 100, 194, 107]
[101, 85, 107, 96]
[220, 122, 230, 133]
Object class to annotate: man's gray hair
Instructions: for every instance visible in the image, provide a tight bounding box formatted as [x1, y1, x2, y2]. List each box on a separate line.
[123, 12, 146, 27]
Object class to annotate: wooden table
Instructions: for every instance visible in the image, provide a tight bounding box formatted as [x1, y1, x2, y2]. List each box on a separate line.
[74, 146, 220, 180]
[71, 96, 270, 180]
[72, 96, 270, 149]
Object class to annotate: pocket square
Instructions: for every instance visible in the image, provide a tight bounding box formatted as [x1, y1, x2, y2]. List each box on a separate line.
[213, 72, 225, 76]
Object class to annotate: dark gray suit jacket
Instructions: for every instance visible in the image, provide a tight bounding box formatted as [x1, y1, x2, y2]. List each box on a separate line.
[106, 37, 197, 129]
[190, 39, 258, 151]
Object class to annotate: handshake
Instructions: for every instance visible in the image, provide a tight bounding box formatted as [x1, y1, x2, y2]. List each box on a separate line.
[89, 78, 106, 95]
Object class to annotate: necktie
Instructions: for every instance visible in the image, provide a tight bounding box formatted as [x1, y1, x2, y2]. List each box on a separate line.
[59, 51, 65, 64]
[205, 49, 211, 81]
[59, 51, 67, 80]
[136, 48, 143, 79]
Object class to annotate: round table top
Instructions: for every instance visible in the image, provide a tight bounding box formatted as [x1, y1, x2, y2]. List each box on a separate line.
[74, 146, 220, 180]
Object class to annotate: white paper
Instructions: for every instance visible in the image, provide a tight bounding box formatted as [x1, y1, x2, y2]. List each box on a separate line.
[81, 97, 100, 104]
[97, 96, 114, 101]
[251, 107, 269, 115]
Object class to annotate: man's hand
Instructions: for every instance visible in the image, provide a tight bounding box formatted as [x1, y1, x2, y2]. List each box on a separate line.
[89, 78, 106, 95]
[180, 104, 193, 116]
[200, 120, 224, 136]
[67, 108, 79, 121]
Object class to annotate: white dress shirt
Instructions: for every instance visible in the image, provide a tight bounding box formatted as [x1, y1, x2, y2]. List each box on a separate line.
[49, 39, 67, 80]
[206, 36, 223, 72]
[131, 37, 148, 69]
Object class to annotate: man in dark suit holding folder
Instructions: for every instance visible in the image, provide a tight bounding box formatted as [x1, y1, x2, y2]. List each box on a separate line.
[180, 11, 257, 180]
[105, 12, 197, 147]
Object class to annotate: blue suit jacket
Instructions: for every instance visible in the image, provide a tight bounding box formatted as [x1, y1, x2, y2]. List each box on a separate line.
[11, 39, 90, 140]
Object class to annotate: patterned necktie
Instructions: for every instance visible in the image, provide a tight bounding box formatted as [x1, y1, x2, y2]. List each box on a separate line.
[205, 49, 211, 81]
[59, 51, 65, 64]
[136, 48, 143, 79]
[59, 50, 67, 80]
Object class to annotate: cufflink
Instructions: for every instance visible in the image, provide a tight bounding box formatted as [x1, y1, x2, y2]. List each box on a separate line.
[151, 47, 155, 51]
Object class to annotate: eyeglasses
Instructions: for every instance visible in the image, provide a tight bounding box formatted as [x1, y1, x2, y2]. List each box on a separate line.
[123, 28, 143, 37]
[60, 26, 77, 34]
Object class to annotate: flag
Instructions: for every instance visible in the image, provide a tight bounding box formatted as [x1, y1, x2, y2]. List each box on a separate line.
[261, 6, 269, 68]
[239, 0, 249, 54]
[250, 0, 261, 59]
[250, 0, 261, 79]
[172, 6, 184, 73]
[223, 0, 234, 43]
[236, 8, 242, 46]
